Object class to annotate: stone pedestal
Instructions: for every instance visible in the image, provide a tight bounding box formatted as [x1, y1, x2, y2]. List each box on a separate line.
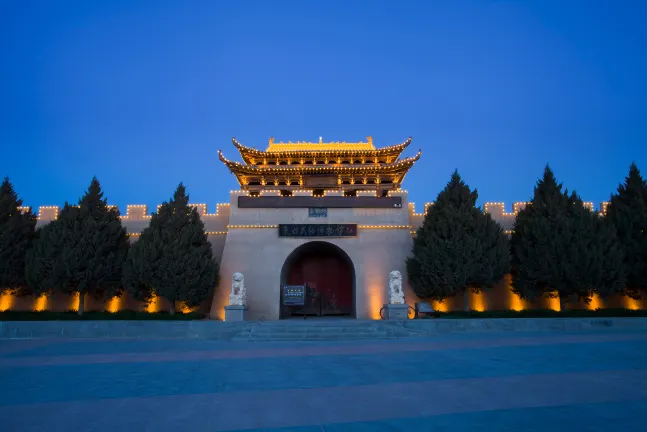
[224, 305, 248, 322]
[383, 303, 409, 320]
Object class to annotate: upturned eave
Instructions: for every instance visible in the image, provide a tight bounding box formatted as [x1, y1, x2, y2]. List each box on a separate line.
[231, 137, 413, 164]
[219, 148, 422, 176]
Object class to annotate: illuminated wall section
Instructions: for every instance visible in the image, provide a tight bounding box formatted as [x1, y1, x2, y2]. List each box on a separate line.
[360, 248, 388, 320]
[146, 295, 161, 313]
[0, 198, 640, 316]
[106, 296, 122, 313]
[0, 201, 229, 314]
[33, 294, 48, 312]
[0, 293, 14, 312]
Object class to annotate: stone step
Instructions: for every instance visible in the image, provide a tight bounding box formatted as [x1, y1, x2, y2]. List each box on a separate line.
[241, 330, 396, 336]
[250, 323, 385, 328]
[250, 321, 387, 327]
[232, 333, 397, 339]
[247, 325, 401, 331]
[230, 321, 415, 341]
[232, 339, 400, 342]
[231, 333, 405, 342]
[246, 327, 392, 333]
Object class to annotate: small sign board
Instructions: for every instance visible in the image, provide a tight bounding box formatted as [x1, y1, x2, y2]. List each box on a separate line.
[304, 176, 337, 188]
[283, 285, 306, 306]
[308, 208, 328, 218]
[278, 224, 357, 238]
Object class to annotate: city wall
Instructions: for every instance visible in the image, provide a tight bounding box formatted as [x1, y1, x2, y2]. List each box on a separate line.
[2, 194, 642, 317]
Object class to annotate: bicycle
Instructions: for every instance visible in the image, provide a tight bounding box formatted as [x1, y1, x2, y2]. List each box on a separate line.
[379, 304, 416, 320]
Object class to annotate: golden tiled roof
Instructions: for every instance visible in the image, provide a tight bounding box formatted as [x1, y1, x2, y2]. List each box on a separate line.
[231, 137, 413, 164]
[266, 137, 375, 152]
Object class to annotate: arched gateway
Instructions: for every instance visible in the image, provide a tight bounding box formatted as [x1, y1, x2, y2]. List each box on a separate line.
[280, 241, 355, 318]
[213, 135, 420, 320]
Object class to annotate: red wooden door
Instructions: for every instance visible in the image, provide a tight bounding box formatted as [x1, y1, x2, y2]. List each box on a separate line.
[287, 247, 353, 316]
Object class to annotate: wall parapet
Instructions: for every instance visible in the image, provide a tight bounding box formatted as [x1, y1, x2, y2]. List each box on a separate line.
[408, 201, 611, 232]
[32, 203, 231, 223]
[30, 197, 612, 223]
[27, 196, 613, 236]
[407, 201, 607, 217]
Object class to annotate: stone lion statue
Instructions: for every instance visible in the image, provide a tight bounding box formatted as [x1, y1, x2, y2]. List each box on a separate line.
[389, 270, 405, 305]
[229, 272, 246, 306]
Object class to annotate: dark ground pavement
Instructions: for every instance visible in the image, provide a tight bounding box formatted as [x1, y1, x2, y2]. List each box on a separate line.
[1, 329, 646, 431]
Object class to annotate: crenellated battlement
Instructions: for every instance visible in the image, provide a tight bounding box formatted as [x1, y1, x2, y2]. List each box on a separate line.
[407, 201, 607, 217]
[408, 201, 611, 232]
[30, 201, 232, 249]
[26, 195, 613, 237]
[31, 203, 231, 223]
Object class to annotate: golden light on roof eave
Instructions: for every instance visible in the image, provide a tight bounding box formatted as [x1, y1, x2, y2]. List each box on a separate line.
[219, 148, 422, 176]
[231, 137, 413, 164]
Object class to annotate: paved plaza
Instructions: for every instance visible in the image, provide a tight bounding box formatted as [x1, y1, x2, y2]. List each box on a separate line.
[1, 329, 647, 431]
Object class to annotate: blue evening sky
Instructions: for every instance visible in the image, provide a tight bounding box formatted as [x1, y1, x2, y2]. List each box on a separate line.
[1, 0, 645, 214]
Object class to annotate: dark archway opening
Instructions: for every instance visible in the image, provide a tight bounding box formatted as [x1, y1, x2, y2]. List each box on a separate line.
[280, 241, 355, 319]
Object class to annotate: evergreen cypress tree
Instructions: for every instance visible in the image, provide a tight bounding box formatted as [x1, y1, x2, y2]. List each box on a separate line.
[25, 177, 129, 315]
[0, 178, 37, 294]
[605, 163, 647, 298]
[123, 183, 219, 315]
[511, 166, 625, 309]
[406, 171, 510, 310]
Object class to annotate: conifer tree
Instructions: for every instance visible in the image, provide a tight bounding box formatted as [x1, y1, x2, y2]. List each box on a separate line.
[25, 177, 129, 315]
[605, 163, 647, 298]
[122, 183, 219, 315]
[511, 166, 625, 309]
[406, 171, 510, 310]
[0, 178, 37, 294]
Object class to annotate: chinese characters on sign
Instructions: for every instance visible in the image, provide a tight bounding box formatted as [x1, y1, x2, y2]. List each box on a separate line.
[278, 224, 357, 237]
[282, 285, 306, 306]
[308, 207, 328, 218]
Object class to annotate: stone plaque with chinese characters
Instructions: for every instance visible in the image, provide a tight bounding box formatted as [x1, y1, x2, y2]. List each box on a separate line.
[278, 224, 357, 238]
[304, 175, 337, 188]
[308, 208, 328, 218]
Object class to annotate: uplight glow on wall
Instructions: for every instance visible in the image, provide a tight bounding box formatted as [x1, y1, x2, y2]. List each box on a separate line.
[432, 300, 447, 312]
[106, 296, 122, 313]
[548, 296, 561, 312]
[509, 293, 525, 311]
[146, 295, 161, 313]
[69, 292, 80, 311]
[587, 294, 603, 310]
[181, 302, 196, 314]
[471, 292, 485, 312]
[33, 294, 48, 312]
[0, 294, 14, 312]
[624, 297, 641, 310]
